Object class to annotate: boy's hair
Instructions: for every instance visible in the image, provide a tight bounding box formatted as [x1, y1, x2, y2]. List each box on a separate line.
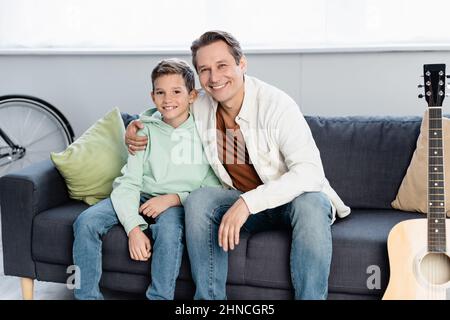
[190, 30, 243, 72]
[151, 58, 195, 92]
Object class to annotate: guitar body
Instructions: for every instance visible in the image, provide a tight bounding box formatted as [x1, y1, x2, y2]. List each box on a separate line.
[383, 219, 450, 300]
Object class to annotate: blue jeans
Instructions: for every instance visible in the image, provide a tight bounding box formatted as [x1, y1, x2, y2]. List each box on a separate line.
[184, 188, 333, 300]
[72, 197, 185, 300]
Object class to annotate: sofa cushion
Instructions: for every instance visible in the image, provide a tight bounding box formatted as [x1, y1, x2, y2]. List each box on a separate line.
[50, 107, 128, 205]
[328, 209, 422, 295]
[306, 116, 422, 209]
[391, 110, 450, 216]
[32, 201, 423, 296]
[32, 201, 245, 284]
[32, 201, 89, 265]
[243, 209, 423, 296]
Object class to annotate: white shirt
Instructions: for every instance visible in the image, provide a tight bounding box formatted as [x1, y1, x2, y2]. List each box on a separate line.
[191, 75, 351, 220]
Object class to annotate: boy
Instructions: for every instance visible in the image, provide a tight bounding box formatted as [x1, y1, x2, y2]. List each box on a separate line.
[72, 58, 221, 300]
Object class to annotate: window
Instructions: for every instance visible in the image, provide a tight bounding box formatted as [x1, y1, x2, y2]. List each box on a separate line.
[1, 0, 449, 50]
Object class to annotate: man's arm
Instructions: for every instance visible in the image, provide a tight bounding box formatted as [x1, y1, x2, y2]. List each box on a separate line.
[125, 119, 148, 154]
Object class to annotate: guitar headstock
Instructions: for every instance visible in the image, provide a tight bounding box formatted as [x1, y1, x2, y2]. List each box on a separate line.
[420, 64, 447, 107]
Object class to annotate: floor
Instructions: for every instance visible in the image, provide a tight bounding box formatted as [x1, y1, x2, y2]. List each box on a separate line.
[0, 208, 143, 300]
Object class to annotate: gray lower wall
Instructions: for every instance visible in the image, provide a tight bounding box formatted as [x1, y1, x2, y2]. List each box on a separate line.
[1, 50, 449, 137]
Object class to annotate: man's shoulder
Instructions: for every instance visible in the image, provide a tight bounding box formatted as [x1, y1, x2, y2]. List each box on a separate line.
[191, 89, 214, 116]
[247, 76, 300, 115]
[194, 89, 210, 104]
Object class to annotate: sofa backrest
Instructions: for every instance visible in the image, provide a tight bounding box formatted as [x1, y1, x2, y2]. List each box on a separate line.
[305, 116, 422, 210]
[123, 112, 425, 210]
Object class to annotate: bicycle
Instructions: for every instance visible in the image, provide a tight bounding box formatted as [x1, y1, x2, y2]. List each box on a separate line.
[0, 95, 74, 177]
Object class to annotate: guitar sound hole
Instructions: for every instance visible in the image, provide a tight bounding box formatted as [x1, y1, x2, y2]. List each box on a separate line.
[420, 252, 450, 285]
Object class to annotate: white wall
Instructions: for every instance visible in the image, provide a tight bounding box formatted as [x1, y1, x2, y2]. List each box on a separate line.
[0, 50, 449, 137]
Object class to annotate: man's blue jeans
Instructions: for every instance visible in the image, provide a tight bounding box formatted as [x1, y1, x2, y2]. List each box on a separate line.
[72, 197, 185, 300]
[184, 188, 333, 300]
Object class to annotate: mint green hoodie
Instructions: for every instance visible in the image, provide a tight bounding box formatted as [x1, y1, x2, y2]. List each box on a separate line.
[110, 108, 221, 235]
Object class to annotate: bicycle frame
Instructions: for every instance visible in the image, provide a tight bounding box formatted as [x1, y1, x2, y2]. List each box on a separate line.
[0, 127, 25, 166]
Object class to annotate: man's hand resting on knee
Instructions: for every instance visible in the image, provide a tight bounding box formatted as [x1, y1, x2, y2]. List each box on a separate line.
[128, 226, 151, 261]
[218, 197, 251, 252]
[125, 120, 148, 154]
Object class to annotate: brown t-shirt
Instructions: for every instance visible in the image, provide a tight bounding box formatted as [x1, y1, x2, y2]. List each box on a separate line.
[216, 107, 263, 192]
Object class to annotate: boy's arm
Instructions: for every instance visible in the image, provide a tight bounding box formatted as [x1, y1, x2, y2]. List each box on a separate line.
[111, 130, 148, 235]
[175, 167, 221, 206]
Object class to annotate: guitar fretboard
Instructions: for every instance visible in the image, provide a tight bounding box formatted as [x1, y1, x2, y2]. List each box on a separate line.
[428, 107, 447, 252]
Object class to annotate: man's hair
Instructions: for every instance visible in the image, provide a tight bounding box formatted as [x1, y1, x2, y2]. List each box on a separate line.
[151, 58, 195, 92]
[191, 30, 243, 72]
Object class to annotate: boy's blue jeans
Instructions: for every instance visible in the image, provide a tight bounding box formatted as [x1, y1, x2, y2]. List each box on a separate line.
[72, 197, 185, 300]
[184, 187, 333, 300]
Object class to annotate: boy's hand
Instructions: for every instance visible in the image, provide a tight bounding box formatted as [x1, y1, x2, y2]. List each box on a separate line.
[125, 120, 148, 155]
[128, 226, 151, 261]
[139, 194, 180, 219]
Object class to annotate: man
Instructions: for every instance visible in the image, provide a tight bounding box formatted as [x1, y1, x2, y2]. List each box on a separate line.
[126, 30, 350, 300]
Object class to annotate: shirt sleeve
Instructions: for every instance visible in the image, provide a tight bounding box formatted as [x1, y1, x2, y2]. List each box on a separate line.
[110, 129, 149, 235]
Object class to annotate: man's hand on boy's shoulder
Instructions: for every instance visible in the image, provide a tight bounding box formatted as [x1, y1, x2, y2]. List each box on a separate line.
[125, 119, 148, 155]
[128, 226, 151, 261]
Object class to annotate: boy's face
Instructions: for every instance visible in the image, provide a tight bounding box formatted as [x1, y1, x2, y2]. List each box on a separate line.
[195, 40, 246, 108]
[151, 74, 196, 125]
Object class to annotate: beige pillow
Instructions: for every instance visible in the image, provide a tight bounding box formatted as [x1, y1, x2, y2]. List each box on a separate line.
[392, 109, 450, 216]
[51, 107, 128, 205]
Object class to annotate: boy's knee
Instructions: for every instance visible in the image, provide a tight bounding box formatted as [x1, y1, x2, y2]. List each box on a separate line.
[73, 212, 100, 236]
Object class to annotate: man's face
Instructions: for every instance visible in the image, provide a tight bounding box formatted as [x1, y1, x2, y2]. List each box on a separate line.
[195, 40, 246, 108]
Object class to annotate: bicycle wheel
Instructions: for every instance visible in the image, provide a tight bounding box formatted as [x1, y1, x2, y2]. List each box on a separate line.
[0, 95, 74, 177]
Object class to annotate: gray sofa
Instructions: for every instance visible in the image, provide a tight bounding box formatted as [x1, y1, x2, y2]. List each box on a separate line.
[0, 114, 426, 300]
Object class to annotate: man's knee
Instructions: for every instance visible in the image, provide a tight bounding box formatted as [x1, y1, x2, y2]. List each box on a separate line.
[185, 187, 219, 209]
[290, 192, 331, 223]
[185, 187, 227, 218]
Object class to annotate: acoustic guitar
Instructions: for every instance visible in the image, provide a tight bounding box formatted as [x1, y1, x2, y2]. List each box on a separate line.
[383, 64, 450, 300]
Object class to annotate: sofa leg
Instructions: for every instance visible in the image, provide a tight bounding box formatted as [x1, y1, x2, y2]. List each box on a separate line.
[21, 277, 34, 300]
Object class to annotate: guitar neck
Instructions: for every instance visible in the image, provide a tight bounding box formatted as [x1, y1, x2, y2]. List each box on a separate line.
[428, 106, 447, 252]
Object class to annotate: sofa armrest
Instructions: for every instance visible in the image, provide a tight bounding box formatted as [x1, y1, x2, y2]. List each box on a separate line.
[0, 159, 70, 278]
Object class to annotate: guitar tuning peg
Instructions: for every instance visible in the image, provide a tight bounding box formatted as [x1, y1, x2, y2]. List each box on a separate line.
[447, 75, 450, 78]
[418, 84, 424, 88]
[418, 94, 425, 98]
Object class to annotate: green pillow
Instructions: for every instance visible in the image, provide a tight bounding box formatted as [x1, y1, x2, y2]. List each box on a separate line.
[51, 107, 128, 205]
